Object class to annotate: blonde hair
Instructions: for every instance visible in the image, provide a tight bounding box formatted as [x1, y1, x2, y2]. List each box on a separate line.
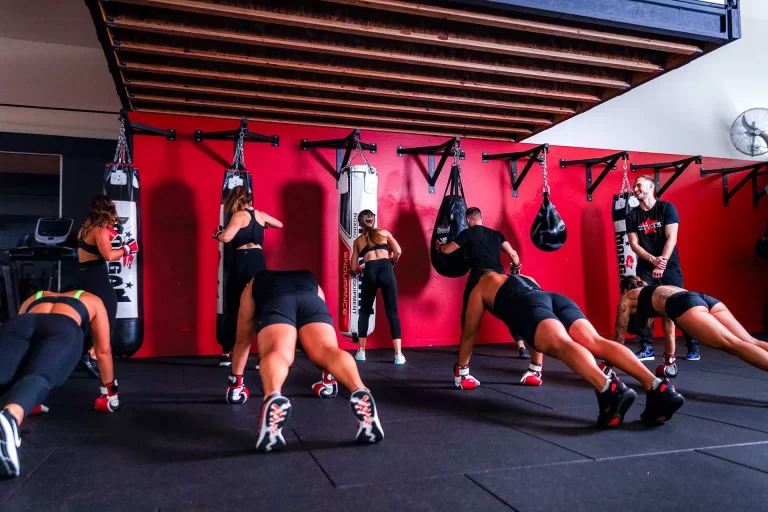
[634, 175, 655, 187]
[358, 210, 386, 245]
[82, 195, 119, 236]
[223, 186, 252, 214]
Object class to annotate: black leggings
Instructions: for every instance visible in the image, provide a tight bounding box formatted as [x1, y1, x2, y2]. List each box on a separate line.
[222, 248, 266, 352]
[358, 259, 401, 339]
[76, 260, 117, 347]
[0, 314, 84, 414]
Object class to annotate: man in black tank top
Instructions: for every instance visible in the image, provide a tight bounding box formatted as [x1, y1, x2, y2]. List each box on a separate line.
[438, 207, 531, 358]
[224, 269, 384, 453]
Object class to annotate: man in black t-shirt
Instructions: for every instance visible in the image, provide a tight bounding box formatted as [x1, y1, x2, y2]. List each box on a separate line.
[439, 207, 531, 359]
[626, 175, 700, 363]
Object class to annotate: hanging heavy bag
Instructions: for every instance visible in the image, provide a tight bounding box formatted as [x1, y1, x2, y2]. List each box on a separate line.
[103, 124, 143, 358]
[530, 157, 566, 252]
[612, 158, 640, 277]
[431, 163, 470, 277]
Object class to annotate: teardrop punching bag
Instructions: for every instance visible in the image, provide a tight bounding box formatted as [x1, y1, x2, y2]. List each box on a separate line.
[338, 163, 378, 340]
[431, 163, 470, 277]
[103, 134, 143, 358]
[216, 169, 253, 345]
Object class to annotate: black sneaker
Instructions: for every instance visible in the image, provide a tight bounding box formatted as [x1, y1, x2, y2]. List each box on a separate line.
[596, 376, 637, 428]
[0, 410, 20, 478]
[635, 342, 654, 361]
[686, 340, 701, 361]
[255, 393, 292, 453]
[219, 352, 232, 367]
[80, 353, 101, 380]
[518, 347, 531, 359]
[641, 378, 685, 425]
[350, 389, 384, 444]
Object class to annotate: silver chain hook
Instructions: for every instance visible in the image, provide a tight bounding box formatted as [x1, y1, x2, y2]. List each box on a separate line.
[453, 144, 462, 170]
[621, 154, 630, 194]
[541, 147, 550, 195]
[343, 137, 373, 172]
[113, 116, 131, 166]
[231, 127, 245, 174]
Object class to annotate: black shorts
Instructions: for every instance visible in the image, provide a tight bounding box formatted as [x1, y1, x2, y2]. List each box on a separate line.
[256, 291, 333, 333]
[494, 291, 586, 350]
[664, 291, 721, 323]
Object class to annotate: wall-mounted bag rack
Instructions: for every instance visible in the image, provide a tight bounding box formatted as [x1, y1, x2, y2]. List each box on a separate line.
[482, 144, 548, 198]
[700, 161, 768, 208]
[301, 129, 376, 187]
[121, 109, 176, 156]
[559, 151, 629, 201]
[195, 118, 279, 171]
[397, 137, 465, 193]
[631, 155, 701, 198]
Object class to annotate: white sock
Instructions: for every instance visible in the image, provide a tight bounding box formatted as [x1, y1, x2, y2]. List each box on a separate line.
[651, 378, 662, 390]
[600, 378, 611, 393]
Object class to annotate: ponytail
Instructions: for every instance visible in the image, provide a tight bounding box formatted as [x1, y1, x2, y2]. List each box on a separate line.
[358, 210, 386, 245]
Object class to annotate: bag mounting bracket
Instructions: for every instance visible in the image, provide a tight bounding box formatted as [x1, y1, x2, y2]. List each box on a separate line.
[631, 155, 701, 198]
[560, 151, 629, 202]
[301, 129, 376, 188]
[397, 137, 465, 193]
[700, 161, 768, 208]
[482, 144, 548, 198]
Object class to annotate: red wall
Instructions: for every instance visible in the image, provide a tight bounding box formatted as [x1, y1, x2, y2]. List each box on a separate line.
[129, 111, 768, 357]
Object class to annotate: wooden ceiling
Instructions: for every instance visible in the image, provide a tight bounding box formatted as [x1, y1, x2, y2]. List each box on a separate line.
[87, 0, 731, 141]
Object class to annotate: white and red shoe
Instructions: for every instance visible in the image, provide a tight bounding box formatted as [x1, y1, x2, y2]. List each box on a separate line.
[350, 389, 384, 444]
[255, 393, 292, 453]
[312, 371, 338, 399]
[520, 363, 543, 386]
[454, 364, 480, 390]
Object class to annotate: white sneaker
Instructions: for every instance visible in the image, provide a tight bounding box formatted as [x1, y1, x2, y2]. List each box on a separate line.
[394, 353, 406, 365]
[355, 348, 366, 361]
[0, 410, 20, 478]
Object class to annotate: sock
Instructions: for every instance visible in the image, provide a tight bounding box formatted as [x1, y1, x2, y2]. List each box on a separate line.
[600, 378, 611, 393]
[651, 377, 662, 390]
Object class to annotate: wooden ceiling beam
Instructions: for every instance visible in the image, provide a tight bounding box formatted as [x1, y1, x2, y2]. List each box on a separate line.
[127, 79, 553, 125]
[321, 0, 702, 55]
[120, 61, 576, 115]
[116, 42, 596, 104]
[131, 94, 533, 135]
[109, 17, 630, 89]
[136, 108, 516, 141]
[111, 0, 660, 72]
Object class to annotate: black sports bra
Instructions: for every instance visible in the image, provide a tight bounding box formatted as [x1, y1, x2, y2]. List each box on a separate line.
[636, 285, 662, 319]
[26, 290, 90, 333]
[78, 235, 102, 258]
[230, 210, 265, 248]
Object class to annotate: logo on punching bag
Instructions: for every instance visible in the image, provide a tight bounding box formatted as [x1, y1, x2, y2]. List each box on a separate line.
[626, 255, 635, 270]
[108, 216, 134, 304]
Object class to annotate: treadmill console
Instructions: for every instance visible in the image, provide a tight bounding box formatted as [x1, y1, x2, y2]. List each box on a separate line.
[34, 217, 74, 246]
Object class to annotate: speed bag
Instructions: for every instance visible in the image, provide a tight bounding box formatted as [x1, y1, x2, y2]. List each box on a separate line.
[338, 164, 378, 340]
[530, 192, 567, 252]
[103, 163, 143, 358]
[430, 164, 470, 278]
[216, 169, 253, 344]
[612, 192, 640, 278]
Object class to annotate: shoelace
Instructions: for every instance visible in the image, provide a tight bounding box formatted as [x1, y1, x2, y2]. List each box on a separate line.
[268, 402, 287, 435]
[354, 395, 373, 426]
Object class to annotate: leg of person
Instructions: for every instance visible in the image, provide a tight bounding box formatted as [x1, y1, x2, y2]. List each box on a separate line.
[355, 267, 378, 362]
[676, 305, 768, 372]
[379, 263, 404, 364]
[534, 318, 636, 427]
[520, 348, 543, 386]
[0, 316, 36, 478]
[300, 322, 384, 444]
[76, 262, 114, 379]
[567, 319, 684, 424]
[633, 267, 655, 360]
[460, 270, 482, 329]
[244, 249, 267, 371]
[254, 324, 296, 453]
[662, 267, 700, 360]
[221, 253, 249, 366]
[455, 325, 481, 390]
[707, 299, 768, 352]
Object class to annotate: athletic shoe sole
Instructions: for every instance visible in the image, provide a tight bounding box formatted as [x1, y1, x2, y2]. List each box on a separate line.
[636, 355, 655, 361]
[685, 355, 701, 361]
[0, 413, 20, 478]
[255, 396, 292, 453]
[641, 393, 685, 425]
[218, 361, 232, 367]
[350, 391, 384, 444]
[598, 389, 637, 428]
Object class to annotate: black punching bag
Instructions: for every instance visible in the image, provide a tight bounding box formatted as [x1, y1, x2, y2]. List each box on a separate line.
[530, 192, 567, 252]
[431, 164, 469, 277]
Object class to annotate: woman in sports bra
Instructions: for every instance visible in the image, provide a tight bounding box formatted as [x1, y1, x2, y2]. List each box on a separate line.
[213, 186, 283, 367]
[0, 289, 119, 479]
[75, 195, 137, 378]
[349, 210, 404, 364]
[615, 275, 768, 378]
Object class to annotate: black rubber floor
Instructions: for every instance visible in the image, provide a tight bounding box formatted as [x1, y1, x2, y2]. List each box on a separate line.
[3, 342, 768, 511]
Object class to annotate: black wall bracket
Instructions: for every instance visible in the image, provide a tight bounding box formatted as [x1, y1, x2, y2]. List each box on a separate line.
[397, 137, 465, 193]
[482, 144, 548, 198]
[300, 129, 377, 188]
[120, 109, 176, 159]
[559, 151, 629, 201]
[631, 155, 701, 198]
[700, 161, 768, 208]
[194, 118, 279, 171]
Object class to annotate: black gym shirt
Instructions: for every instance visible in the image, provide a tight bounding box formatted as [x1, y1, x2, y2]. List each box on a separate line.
[625, 200, 680, 272]
[453, 225, 506, 273]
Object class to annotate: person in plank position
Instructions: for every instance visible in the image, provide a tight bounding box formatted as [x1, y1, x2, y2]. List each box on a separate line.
[456, 271, 685, 427]
[226, 269, 384, 452]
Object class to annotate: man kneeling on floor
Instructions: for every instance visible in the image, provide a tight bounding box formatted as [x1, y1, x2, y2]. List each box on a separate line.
[227, 269, 384, 452]
[454, 271, 685, 427]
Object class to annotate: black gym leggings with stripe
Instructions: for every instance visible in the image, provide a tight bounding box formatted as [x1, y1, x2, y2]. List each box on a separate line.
[0, 314, 84, 415]
[221, 248, 266, 352]
[358, 259, 401, 339]
[76, 260, 117, 341]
